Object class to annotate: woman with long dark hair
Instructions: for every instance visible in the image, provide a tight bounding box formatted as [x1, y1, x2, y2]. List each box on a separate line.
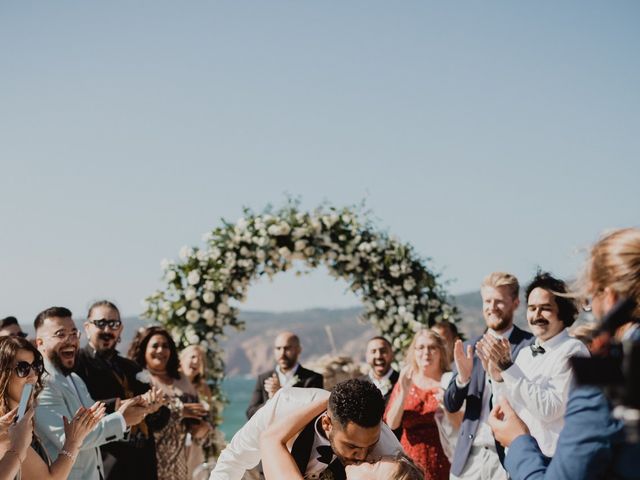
[0, 335, 103, 480]
[128, 327, 209, 480]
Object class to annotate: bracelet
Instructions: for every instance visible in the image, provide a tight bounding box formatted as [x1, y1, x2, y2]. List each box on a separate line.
[5, 449, 25, 463]
[59, 449, 76, 461]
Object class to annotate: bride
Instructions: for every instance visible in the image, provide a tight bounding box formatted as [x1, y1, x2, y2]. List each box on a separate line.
[259, 391, 423, 480]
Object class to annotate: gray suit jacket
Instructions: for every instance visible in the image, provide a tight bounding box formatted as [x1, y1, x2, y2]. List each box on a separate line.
[35, 358, 126, 480]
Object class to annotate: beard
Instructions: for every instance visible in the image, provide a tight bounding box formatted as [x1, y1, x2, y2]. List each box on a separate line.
[52, 350, 77, 376]
[94, 332, 119, 355]
[486, 311, 514, 332]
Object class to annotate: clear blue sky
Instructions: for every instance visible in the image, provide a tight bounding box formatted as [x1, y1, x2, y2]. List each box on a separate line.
[1, 1, 638, 324]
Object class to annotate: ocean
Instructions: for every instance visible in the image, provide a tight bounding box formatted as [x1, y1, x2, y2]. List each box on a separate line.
[218, 376, 256, 440]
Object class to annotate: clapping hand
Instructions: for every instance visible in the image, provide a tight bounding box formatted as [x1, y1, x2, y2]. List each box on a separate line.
[398, 364, 414, 392]
[141, 387, 168, 414]
[118, 396, 148, 426]
[488, 397, 529, 447]
[477, 334, 512, 378]
[63, 403, 105, 451]
[264, 373, 281, 399]
[453, 340, 474, 384]
[0, 407, 18, 450]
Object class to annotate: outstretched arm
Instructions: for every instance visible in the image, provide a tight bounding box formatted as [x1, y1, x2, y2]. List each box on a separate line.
[259, 390, 330, 480]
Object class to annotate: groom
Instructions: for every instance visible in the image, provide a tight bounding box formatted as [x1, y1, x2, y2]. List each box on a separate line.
[211, 379, 403, 480]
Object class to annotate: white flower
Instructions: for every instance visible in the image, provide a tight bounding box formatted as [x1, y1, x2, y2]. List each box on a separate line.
[176, 306, 187, 316]
[210, 248, 221, 260]
[203, 291, 215, 304]
[278, 247, 292, 259]
[166, 270, 177, 282]
[185, 287, 197, 301]
[403, 278, 416, 292]
[190, 300, 201, 309]
[179, 246, 193, 260]
[187, 270, 201, 285]
[294, 240, 307, 251]
[186, 310, 199, 324]
[136, 369, 152, 384]
[217, 303, 230, 314]
[375, 299, 386, 310]
[160, 258, 171, 270]
[203, 309, 215, 326]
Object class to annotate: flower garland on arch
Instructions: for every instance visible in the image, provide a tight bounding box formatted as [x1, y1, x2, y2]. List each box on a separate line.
[142, 200, 458, 444]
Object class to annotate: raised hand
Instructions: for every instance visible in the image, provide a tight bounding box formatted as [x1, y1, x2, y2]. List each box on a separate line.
[0, 407, 18, 450]
[141, 387, 168, 414]
[264, 373, 281, 399]
[480, 334, 513, 371]
[398, 364, 414, 392]
[6, 408, 33, 461]
[118, 396, 148, 426]
[477, 339, 504, 382]
[453, 340, 474, 384]
[63, 404, 104, 452]
[182, 403, 208, 420]
[488, 397, 529, 447]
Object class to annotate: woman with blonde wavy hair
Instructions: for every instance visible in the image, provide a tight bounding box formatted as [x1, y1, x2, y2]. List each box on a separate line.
[384, 330, 456, 480]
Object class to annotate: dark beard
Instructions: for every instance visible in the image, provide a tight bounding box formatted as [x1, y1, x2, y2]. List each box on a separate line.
[52, 352, 76, 376]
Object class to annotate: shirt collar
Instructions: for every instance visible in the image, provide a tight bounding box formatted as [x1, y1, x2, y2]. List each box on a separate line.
[489, 325, 514, 339]
[538, 328, 569, 351]
[368, 367, 394, 382]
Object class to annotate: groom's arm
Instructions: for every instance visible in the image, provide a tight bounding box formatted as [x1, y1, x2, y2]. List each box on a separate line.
[210, 387, 328, 480]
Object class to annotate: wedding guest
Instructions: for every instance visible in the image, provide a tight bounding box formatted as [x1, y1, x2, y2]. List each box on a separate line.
[34, 307, 150, 480]
[384, 329, 453, 480]
[477, 271, 589, 456]
[246, 331, 323, 419]
[569, 322, 600, 353]
[0, 404, 33, 480]
[0, 334, 105, 480]
[431, 320, 459, 367]
[444, 272, 533, 480]
[259, 390, 423, 480]
[489, 227, 640, 480]
[179, 344, 214, 477]
[75, 300, 170, 480]
[0, 316, 27, 338]
[128, 326, 210, 480]
[212, 379, 403, 480]
[359, 336, 399, 404]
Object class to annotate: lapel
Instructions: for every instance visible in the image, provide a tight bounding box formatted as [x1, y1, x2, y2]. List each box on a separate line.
[43, 359, 85, 413]
[291, 416, 319, 475]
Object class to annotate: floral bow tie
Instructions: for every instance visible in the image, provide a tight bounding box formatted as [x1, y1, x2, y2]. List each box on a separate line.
[530, 344, 546, 357]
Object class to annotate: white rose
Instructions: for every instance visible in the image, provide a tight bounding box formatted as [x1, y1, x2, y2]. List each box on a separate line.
[217, 303, 230, 314]
[294, 240, 307, 251]
[375, 299, 386, 310]
[210, 248, 221, 260]
[203, 291, 215, 304]
[187, 270, 201, 285]
[179, 246, 193, 260]
[176, 306, 187, 316]
[166, 270, 177, 282]
[186, 310, 199, 323]
[278, 247, 292, 259]
[160, 258, 170, 270]
[403, 278, 416, 291]
[256, 250, 266, 262]
[185, 287, 197, 301]
[278, 222, 291, 235]
[267, 224, 280, 236]
[190, 300, 201, 309]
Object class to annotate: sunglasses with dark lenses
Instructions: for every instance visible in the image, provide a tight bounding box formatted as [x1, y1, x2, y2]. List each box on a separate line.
[90, 319, 122, 330]
[10, 332, 28, 338]
[14, 360, 44, 378]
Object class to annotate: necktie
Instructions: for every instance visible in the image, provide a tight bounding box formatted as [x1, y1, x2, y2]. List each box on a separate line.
[316, 445, 334, 465]
[530, 344, 546, 356]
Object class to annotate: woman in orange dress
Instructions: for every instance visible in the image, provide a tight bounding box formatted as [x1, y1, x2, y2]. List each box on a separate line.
[384, 330, 455, 480]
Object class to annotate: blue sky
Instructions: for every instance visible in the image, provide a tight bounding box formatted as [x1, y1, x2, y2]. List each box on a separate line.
[1, 1, 638, 324]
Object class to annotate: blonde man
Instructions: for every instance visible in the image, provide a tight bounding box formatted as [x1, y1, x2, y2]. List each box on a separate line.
[444, 272, 533, 480]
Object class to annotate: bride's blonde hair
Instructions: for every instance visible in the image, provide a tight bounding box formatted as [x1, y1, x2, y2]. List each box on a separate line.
[390, 453, 424, 480]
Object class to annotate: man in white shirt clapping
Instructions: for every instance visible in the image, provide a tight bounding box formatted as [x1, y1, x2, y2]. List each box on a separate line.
[477, 271, 589, 457]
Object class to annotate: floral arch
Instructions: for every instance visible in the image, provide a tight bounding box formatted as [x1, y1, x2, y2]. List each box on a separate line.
[143, 201, 458, 430]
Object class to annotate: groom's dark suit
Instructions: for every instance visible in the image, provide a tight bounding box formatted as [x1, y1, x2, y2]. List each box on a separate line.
[246, 365, 324, 418]
[444, 325, 533, 476]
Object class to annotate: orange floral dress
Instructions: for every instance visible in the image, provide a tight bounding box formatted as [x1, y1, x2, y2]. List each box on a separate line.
[384, 382, 450, 480]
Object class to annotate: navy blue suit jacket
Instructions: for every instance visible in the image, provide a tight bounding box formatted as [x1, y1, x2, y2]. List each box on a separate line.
[444, 325, 533, 476]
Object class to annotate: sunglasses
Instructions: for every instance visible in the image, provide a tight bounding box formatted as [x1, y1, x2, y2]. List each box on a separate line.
[89, 319, 122, 330]
[14, 360, 44, 378]
[9, 332, 28, 339]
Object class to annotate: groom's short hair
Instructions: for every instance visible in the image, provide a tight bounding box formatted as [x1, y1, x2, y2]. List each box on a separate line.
[328, 378, 385, 429]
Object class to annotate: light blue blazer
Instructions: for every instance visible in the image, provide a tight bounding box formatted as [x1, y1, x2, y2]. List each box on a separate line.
[35, 359, 126, 480]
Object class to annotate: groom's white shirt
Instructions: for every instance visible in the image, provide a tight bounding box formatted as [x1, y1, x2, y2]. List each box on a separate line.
[210, 387, 403, 480]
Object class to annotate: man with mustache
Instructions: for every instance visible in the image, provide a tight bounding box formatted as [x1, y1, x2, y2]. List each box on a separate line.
[34, 306, 151, 480]
[477, 271, 589, 457]
[246, 331, 323, 419]
[74, 300, 170, 480]
[444, 272, 533, 480]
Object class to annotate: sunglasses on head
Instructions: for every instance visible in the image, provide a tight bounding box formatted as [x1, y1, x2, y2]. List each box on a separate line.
[14, 360, 44, 378]
[90, 319, 122, 330]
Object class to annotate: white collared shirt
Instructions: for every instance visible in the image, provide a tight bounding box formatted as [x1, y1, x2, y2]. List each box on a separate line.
[472, 326, 514, 448]
[368, 368, 394, 396]
[493, 328, 589, 456]
[276, 363, 300, 389]
[304, 416, 335, 479]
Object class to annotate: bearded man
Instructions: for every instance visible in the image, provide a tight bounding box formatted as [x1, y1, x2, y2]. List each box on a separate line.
[444, 272, 533, 480]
